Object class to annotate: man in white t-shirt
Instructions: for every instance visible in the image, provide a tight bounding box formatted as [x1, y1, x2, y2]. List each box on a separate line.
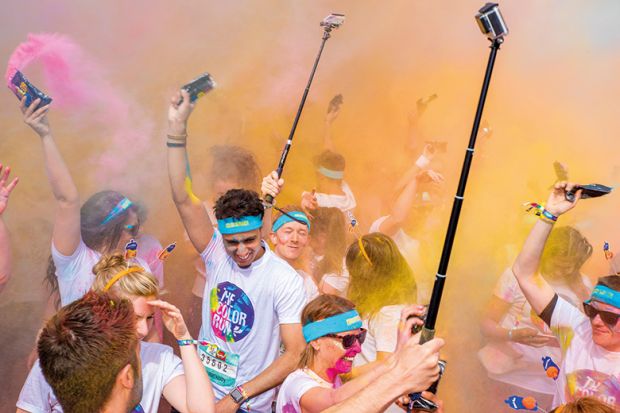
[35, 291, 142, 413]
[512, 181, 620, 410]
[167, 89, 307, 413]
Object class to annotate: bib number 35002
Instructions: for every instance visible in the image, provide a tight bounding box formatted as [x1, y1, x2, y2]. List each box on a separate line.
[198, 342, 239, 388]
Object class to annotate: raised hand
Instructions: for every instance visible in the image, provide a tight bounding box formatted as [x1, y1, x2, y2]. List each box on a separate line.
[544, 181, 581, 217]
[261, 171, 284, 201]
[301, 189, 318, 218]
[168, 89, 196, 135]
[148, 300, 191, 340]
[20, 97, 51, 138]
[0, 164, 19, 215]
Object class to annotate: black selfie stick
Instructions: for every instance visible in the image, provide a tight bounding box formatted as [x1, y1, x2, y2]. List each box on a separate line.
[408, 3, 508, 412]
[264, 13, 344, 205]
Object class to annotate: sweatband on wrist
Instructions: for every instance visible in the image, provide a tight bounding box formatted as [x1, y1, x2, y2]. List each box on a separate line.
[302, 310, 363, 343]
[317, 166, 344, 180]
[272, 211, 310, 233]
[586, 284, 620, 309]
[217, 215, 263, 235]
[415, 154, 430, 169]
[177, 339, 206, 346]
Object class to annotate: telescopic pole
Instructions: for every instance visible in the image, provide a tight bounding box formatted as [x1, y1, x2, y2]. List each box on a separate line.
[264, 28, 333, 204]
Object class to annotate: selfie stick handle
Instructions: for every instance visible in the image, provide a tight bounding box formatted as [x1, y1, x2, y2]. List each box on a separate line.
[265, 28, 333, 205]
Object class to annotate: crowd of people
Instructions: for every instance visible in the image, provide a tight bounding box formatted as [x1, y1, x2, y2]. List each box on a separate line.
[1, 83, 619, 413]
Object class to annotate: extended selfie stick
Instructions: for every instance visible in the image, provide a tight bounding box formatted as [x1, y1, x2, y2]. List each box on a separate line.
[264, 13, 345, 205]
[408, 4, 509, 412]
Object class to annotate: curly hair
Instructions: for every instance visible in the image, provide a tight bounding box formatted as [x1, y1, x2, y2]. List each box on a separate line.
[346, 232, 418, 318]
[214, 189, 264, 220]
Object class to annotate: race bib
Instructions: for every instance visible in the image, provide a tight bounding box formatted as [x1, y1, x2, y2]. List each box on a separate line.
[198, 341, 240, 388]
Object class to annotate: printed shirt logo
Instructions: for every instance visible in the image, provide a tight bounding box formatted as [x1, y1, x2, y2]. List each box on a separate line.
[210, 281, 255, 342]
[566, 369, 620, 408]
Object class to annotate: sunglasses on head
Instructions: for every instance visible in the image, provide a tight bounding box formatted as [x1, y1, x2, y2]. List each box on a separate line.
[583, 301, 620, 328]
[324, 328, 367, 349]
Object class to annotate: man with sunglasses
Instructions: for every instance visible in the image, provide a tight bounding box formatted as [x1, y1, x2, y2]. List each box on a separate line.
[513, 181, 620, 410]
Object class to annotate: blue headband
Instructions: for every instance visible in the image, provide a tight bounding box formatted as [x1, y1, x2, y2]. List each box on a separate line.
[272, 211, 311, 233]
[587, 284, 620, 309]
[217, 215, 263, 235]
[101, 197, 133, 225]
[302, 310, 363, 343]
[317, 166, 344, 180]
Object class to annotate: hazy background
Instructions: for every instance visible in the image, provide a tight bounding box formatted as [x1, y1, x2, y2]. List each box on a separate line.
[2, 1, 620, 411]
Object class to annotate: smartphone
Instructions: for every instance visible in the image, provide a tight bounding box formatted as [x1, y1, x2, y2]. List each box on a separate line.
[8, 70, 53, 107]
[566, 183, 612, 202]
[179, 72, 216, 104]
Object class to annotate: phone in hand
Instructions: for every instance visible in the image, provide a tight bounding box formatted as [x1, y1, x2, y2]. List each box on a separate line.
[566, 183, 612, 202]
[8, 70, 53, 107]
[179, 72, 216, 104]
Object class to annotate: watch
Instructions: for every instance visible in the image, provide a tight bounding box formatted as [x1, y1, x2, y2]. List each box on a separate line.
[229, 385, 248, 404]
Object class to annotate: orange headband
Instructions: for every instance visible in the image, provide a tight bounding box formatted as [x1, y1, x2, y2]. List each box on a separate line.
[358, 238, 373, 266]
[103, 266, 144, 292]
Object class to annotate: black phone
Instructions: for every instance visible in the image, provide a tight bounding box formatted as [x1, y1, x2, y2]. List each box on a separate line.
[179, 72, 215, 104]
[566, 183, 612, 202]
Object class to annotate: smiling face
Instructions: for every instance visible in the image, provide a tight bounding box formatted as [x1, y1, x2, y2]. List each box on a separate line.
[222, 229, 264, 268]
[313, 328, 363, 380]
[270, 221, 310, 263]
[588, 300, 620, 351]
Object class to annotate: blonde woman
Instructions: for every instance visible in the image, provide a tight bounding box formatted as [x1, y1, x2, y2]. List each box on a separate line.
[17, 253, 215, 413]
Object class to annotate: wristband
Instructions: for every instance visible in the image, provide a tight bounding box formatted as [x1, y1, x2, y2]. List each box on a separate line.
[177, 339, 205, 346]
[523, 202, 557, 223]
[229, 384, 249, 404]
[167, 133, 188, 140]
[167, 141, 187, 148]
[415, 154, 430, 169]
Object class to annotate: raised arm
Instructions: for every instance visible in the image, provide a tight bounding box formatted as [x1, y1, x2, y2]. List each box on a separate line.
[378, 166, 443, 237]
[0, 164, 18, 292]
[512, 181, 581, 315]
[167, 89, 213, 253]
[150, 300, 215, 413]
[20, 98, 81, 256]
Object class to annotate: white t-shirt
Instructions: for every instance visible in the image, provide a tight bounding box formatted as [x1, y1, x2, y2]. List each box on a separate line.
[353, 305, 404, 413]
[478, 268, 592, 395]
[298, 270, 319, 302]
[52, 238, 154, 306]
[200, 230, 306, 413]
[311, 181, 357, 212]
[550, 297, 620, 409]
[275, 368, 341, 413]
[16, 342, 184, 413]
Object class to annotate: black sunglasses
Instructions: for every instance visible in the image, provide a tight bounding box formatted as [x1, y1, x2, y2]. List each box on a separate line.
[583, 301, 620, 328]
[324, 328, 367, 349]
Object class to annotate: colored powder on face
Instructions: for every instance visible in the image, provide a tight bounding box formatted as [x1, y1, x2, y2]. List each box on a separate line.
[325, 341, 362, 382]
